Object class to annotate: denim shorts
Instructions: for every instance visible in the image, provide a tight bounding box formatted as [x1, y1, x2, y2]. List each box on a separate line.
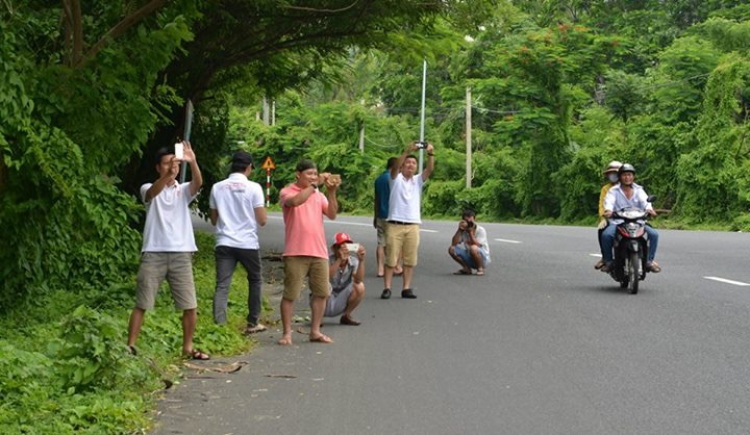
[454, 246, 488, 270]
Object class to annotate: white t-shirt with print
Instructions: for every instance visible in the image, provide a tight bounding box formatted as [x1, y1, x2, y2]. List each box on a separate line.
[210, 173, 265, 249]
[140, 182, 198, 252]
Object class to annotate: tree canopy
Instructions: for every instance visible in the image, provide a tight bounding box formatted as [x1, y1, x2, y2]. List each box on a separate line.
[3, 0, 750, 307]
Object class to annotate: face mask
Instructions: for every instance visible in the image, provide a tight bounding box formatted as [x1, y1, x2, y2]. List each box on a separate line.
[608, 173, 619, 183]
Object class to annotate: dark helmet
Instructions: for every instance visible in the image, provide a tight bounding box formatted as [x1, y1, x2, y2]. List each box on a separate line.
[618, 163, 635, 176]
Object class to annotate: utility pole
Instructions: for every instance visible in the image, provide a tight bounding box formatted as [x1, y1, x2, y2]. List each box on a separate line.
[466, 87, 472, 189]
[262, 96, 270, 125]
[359, 124, 365, 153]
[271, 100, 276, 126]
[179, 100, 194, 184]
[419, 60, 427, 173]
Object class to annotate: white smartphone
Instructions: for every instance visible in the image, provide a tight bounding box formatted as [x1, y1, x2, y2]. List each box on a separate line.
[345, 243, 359, 252]
[174, 142, 184, 160]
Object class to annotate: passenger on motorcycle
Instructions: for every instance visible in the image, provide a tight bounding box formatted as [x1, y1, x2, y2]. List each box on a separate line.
[594, 160, 622, 270]
[600, 164, 661, 273]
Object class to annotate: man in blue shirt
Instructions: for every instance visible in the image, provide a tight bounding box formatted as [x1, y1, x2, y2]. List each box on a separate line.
[373, 157, 402, 277]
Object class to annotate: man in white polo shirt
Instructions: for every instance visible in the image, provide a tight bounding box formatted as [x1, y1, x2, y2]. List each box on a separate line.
[382, 141, 435, 299]
[209, 151, 268, 334]
[127, 142, 209, 360]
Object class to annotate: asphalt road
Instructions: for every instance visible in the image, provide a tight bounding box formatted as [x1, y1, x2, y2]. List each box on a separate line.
[154, 214, 750, 435]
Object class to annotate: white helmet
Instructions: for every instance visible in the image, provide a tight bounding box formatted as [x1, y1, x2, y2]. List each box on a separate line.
[603, 160, 623, 175]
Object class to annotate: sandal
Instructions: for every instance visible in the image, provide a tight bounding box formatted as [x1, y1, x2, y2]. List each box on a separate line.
[183, 349, 210, 360]
[646, 262, 662, 273]
[309, 334, 333, 344]
[340, 314, 361, 326]
[244, 323, 267, 334]
[453, 269, 471, 275]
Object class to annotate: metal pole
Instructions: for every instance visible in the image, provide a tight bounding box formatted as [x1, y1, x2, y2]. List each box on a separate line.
[359, 124, 365, 153]
[272, 100, 276, 126]
[179, 100, 194, 184]
[419, 59, 427, 173]
[466, 87, 472, 189]
[266, 169, 271, 207]
[262, 97, 270, 125]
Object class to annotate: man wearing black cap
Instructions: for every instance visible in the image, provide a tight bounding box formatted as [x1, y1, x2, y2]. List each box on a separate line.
[209, 151, 268, 334]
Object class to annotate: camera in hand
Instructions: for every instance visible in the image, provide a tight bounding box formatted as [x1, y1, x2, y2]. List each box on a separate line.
[415, 141, 428, 149]
[466, 221, 474, 229]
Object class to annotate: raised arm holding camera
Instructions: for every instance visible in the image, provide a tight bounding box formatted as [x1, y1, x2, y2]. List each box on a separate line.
[315, 232, 366, 326]
[381, 141, 434, 300]
[449, 209, 491, 276]
[278, 159, 340, 346]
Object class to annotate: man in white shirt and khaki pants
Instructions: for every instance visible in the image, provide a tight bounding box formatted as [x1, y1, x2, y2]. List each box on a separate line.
[127, 142, 209, 360]
[381, 141, 435, 300]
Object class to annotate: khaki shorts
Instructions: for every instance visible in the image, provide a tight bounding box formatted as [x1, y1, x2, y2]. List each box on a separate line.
[386, 223, 420, 267]
[283, 256, 331, 301]
[376, 218, 388, 247]
[135, 252, 197, 310]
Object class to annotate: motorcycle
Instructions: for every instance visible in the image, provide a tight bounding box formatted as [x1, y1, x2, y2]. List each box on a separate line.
[606, 206, 655, 294]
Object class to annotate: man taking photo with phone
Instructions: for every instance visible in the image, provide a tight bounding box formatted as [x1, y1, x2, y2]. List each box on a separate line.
[317, 232, 365, 326]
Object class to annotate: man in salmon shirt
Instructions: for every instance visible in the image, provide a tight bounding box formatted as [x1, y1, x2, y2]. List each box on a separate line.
[278, 159, 340, 345]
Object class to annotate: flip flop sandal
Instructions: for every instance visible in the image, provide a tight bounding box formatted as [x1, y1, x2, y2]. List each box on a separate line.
[184, 349, 210, 360]
[309, 334, 333, 344]
[245, 324, 268, 334]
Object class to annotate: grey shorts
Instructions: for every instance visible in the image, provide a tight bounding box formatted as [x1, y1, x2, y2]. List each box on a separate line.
[324, 285, 353, 317]
[376, 217, 388, 247]
[135, 252, 197, 310]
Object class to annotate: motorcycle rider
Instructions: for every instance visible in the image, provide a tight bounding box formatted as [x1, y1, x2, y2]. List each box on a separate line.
[600, 164, 661, 273]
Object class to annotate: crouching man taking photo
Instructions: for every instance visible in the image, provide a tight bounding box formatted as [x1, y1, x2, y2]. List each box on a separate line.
[317, 232, 365, 326]
[448, 209, 491, 276]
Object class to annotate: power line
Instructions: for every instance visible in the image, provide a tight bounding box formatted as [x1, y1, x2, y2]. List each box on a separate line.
[363, 135, 401, 149]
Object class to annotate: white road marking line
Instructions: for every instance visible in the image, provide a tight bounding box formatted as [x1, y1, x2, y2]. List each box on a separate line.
[589, 253, 602, 258]
[420, 229, 438, 233]
[704, 277, 750, 287]
[495, 238, 522, 244]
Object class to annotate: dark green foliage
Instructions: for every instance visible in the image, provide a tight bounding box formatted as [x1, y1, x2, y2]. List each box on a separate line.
[676, 54, 750, 221]
[0, 2, 195, 310]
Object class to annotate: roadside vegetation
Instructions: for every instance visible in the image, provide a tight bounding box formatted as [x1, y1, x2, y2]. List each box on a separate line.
[0, 233, 255, 434]
[2, 1, 750, 433]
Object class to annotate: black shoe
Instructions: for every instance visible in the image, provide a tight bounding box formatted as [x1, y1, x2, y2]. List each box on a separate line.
[401, 289, 417, 299]
[381, 288, 391, 299]
[600, 263, 613, 273]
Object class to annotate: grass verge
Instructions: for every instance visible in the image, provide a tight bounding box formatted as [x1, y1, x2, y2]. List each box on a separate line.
[0, 231, 261, 434]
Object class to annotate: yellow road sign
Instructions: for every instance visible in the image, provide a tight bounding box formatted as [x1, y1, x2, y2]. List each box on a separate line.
[261, 156, 276, 170]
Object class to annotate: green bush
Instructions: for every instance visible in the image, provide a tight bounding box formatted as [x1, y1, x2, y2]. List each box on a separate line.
[0, 230, 258, 434]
